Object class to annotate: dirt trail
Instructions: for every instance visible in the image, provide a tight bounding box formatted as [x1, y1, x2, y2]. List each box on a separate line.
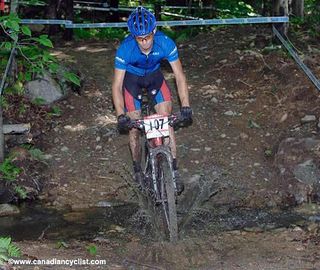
[9, 25, 320, 269]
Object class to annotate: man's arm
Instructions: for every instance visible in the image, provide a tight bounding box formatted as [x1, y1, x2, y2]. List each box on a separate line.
[169, 59, 190, 107]
[112, 68, 126, 117]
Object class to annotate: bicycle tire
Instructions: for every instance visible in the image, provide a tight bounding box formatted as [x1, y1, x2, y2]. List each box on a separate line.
[157, 154, 178, 242]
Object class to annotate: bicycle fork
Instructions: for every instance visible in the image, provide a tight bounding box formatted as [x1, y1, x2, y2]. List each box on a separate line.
[148, 146, 177, 201]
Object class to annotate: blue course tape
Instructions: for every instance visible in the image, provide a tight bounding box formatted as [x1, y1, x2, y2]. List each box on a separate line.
[272, 26, 320, 91]
[67, 22, 127, 28]
[21, 19, 72, 25]
[20, 16, 288, 28]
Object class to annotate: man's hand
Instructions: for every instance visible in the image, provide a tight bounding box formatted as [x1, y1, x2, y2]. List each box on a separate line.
[180, 106, 192, 122]
[117, 114, 131, 132]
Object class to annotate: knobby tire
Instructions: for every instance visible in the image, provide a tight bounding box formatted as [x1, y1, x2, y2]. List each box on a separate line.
[158, 155, 178, 242]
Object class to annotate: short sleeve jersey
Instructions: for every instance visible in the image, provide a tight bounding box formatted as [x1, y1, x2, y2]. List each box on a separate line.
[115, 31, 179, 76]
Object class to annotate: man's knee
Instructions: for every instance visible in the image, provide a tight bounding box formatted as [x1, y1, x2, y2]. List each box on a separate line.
[127, 110, 141, 120]
[155, 101, 172, 115]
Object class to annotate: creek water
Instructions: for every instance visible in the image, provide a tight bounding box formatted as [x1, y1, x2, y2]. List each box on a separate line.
[0, 202, 138, 241]
[0, 200, 316, 242]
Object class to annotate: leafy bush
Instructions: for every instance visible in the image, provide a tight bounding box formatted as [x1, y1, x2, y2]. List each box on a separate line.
[0, 14, 80, 91]
[74, 28, 127, 40]
[0, 237, 21, 265]
[0, 156, 21, 181]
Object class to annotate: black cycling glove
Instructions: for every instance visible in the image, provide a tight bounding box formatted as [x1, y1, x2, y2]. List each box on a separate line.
[180, 106, 193, 122]
[117, 114, 131, 132]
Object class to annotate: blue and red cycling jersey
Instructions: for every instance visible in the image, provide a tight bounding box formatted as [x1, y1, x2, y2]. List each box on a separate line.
[115, 31, 179, 76]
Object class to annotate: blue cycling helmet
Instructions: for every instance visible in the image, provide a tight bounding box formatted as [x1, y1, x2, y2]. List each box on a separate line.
[127, 6, 156, 37]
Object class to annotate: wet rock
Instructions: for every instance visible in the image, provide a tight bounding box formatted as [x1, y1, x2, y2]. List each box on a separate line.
[43, 154, 53, 160]
[0, 185, 14, 204]
[96, 201, 112, 207]
[240, 132, 249, 140]
[61, 146, 69, 152]
[0, 204, 20, 216]
[293, 159, 320, 185]
[224, 110, 237, 116]
[301, 115, 316, 123]
[210, 97, 218, 103]
[187, 174, 201, 184]
[25, 72, 64, 104]
[279, 113, 288, 123]
[275, 137, 320, 204]
[93, 236, 110, 244]
[96, 145, 102, 150]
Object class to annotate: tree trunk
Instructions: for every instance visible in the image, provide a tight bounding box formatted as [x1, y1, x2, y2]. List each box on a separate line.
[47, 0, 59, 36]
[273, 0, 289, 36]
[63, 0, 74, 41]
[154, 2, 161, 21]
[291, 0, 304, 18]
[10, 0, 18, 13]
[109, 0, 119, 22]
[0, 107, 4, 162]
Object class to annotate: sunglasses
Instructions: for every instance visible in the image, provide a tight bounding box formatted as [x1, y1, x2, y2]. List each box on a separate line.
[136, 32, 154, 42]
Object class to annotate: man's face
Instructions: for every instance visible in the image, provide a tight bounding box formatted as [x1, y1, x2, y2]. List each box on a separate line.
[135, 31, 154, 52]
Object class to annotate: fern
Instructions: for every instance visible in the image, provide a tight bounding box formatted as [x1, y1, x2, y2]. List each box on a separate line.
[14, 186, 27, 199]
[7, 244, 21, 257]
[0, 237, 21, 264]
[0, 157, 22, 181]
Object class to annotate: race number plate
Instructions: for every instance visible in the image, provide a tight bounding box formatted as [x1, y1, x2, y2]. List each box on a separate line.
[143, 114, 169, 139]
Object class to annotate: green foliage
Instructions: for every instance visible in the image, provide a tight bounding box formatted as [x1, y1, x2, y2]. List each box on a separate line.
[0, 157, 21, 181]
[291, 0, 320, 38]
[0, 97, 9, 111]
[63, 72, 81, 86]
[27, 147, 45, 161]
[162, 26, 200, 43]
[216, 1, 256, 17]
[264, 148, 273, 157]
[0, 237, 21, 265]
[248, 118, 261, 129]
[31, 97, 46, 106]
[55, 240, 69, 249]
[14, 186, 27, 199]
[0, 13, 81, 99]
[86, 244, 97, 256]
[73, 28, 127, 40]
[48, 106, 62, 117]
[21, 0, 45, 6]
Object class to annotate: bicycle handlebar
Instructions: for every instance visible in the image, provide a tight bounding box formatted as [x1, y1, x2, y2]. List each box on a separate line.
[128, 113, 186, 130]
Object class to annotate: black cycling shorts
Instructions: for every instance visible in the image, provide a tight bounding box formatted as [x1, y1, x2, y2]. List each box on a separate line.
[123, 69, 172, 112]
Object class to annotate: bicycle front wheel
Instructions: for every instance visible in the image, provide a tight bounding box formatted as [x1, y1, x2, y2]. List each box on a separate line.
[157, 154, 178, 242]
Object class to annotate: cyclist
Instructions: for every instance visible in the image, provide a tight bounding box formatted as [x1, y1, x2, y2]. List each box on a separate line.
[112, 6, 192, 195]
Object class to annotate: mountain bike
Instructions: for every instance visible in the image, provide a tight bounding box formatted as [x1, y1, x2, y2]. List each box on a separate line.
[130, 112, 183, 242]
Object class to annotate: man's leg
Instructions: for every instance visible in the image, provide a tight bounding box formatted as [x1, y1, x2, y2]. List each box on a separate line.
[127, 110, 142, 165]
[154, 101, 176, 158]
[122, 72, 144, 187]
